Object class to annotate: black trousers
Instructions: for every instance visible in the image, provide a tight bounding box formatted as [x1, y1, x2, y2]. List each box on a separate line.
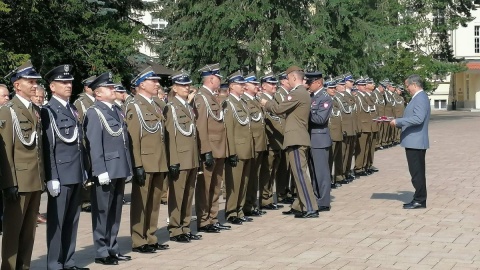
[405, 148, 427, 203]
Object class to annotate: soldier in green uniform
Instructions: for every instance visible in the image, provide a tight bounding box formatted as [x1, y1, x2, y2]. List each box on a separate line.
[223, 71, 254, 224]
[164, 71, 202, 242]
[326, 78, 344, 186]
[261, 66, 319, 218]
[126, 67, 169, 253]
[274, 73, 294, 204]
[365, 78, 379, 173]
[242, 72, 268, 217]
[0, 61, 45, 269]
[343, 74, 359, 181]
[258, 73, 285, 210]
[353, 77, 374, 177]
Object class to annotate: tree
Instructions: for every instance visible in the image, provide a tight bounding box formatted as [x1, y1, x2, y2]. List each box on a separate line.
[0, 0, 158, 96]
[156, 0, 473, 90]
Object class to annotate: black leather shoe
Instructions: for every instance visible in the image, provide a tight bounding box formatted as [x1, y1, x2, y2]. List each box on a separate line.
[356, 171, 368, 176]
[160, 200, 167, 205]
[318, 206, 331, 212]
[185, 233, 202, 240]
[339, 179, 350, 184]
[170, 234, 191, 242]
[94, 257, 118, 265]
[110, 253, 131, 261]
[261, 203, 284, 210]
[294, 211, 319, 218]
[62, 266, 89, 270]
[370, 166, 379, 172]
[132, 244, 156, 253]
[213, 222, 231, 230]
[331, 183, 342, 189]
[346, 175, 355, 181]
[278, 197, 294, 204]
[403, 202, 426, 209]
[198, 224, 221, 233]
[246, 209, 266, 216]
[149, 243, 169, 250]
[282, 209, 300, 215]
[403, 201, 414, 207]
[227, 217, 243, 225]
[240, 216, 253, 222]
[81, 206, 91, 213]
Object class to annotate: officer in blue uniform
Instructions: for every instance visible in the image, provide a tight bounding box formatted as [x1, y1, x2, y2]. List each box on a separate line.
[42, 65, 89, 270]
[84, 72, 133, 266]
[307, 72, 333, 212]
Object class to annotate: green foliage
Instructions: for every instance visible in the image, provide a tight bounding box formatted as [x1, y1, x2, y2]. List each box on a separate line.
[156, 0, 473, 90]
[0, 0, 155, 96]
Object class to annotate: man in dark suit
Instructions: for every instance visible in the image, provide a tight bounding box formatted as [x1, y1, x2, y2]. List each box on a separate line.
[41, 65, 89, 270]
[307, 73, 333, 212]
[390, 74, 430, 209]
[84, 72, 133, 265]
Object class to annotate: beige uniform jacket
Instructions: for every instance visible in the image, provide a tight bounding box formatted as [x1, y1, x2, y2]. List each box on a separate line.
[73, 93, 94, 124]
[125, 94, 168, 173]
[193, 87, 228, 158]
[241, 94, 267, 152]
[335, 92, 356, 136]
[384, 91, 395, 117]
[393, 92, 406, 118]
[164, 97, 199, 170]
[264, 85, 311, 149]
[223, 95, 254, 160]
[355, 92, 375, 133]
[259, 93, 284, 151]
[329, 96, 343, 142]
[0, 96, 45, 192]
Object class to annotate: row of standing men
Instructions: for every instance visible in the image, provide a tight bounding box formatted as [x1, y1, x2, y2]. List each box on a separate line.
[0, 61, 405, 269]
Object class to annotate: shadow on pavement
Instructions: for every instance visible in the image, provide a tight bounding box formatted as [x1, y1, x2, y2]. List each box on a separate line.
[370, 191, 413, 203]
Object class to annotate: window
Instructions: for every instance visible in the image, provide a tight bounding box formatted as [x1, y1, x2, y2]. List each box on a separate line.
[434, 100, 447, 109]
[151, 18, 167, 30]
[475, 26, 480, 53]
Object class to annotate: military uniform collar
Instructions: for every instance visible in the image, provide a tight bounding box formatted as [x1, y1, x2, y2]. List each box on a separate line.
[313, 88, 322, 97]
[16, 93, 31, 108]
[175, 95, 188, 106]
[263, 92, 273, 100]
[52, 95, 69, 108]
[229, 93, 241, 101]
[139, 93, 153, 104]
[243, 92, 255, 100]
[86, 93, 94, 102]
[100, 100, 114, 110]
[202, 85, 215, 96]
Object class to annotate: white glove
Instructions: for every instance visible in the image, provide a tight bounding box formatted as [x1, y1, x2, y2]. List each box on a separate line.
[98, 172, 111, 185]
[47, 180, 61, 197]
[126, 175, 132, 182]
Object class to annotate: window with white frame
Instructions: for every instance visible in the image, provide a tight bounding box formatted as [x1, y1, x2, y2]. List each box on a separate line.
[475, 26, 480, 53]
[151, 18, 167, 30]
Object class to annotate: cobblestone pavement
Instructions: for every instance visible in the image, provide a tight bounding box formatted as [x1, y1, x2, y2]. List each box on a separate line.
[15, 111, 480, 269]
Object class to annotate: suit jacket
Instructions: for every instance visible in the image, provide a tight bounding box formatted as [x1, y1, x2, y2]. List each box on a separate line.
[223, 95, 254, 159]
[164, 97, 199, 170]
[259, 93, 284, 151]
[125, 94, 168, 173]
[193, 87, 228, 158]
[395, 91, 430, 149]
[242, 94, 267, 152]
[41, 98, 87, 185]
[0, 96, 45, 191]
[310, 89, 333, 148]
[73, 93, 94, 124]
[84, 101, 132, 179]
[265, 85, 311, 149]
